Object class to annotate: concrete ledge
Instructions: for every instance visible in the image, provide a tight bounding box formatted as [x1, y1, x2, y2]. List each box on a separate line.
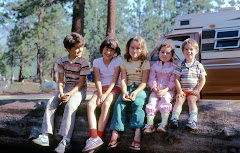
[0, 97, 240, 153]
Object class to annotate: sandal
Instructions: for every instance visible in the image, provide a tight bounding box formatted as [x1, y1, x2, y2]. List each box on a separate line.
[107, 139, 121, 149]
[129, 140, 141, 151]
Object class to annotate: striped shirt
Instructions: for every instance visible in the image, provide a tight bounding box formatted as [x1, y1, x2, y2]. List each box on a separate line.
[174, 60, 207, 91]
[56, 55, 90, 87]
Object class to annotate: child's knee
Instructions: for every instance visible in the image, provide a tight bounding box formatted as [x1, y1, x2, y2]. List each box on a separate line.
[187, 96, 198, 105]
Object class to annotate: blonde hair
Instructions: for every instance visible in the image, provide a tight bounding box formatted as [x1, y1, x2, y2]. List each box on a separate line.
[182, 38, 199, 52]
[124, 36, 148, 61]
[157, 39, 175, 63]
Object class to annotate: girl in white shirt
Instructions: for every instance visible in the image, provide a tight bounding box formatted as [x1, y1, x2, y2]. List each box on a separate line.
[82, 36, 122, 152]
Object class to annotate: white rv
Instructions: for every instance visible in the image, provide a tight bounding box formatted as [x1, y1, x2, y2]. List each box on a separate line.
[150, 7, 240, 99]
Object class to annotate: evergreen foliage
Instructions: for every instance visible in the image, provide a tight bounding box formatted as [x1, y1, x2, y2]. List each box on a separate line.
[0, 0, 232, 80]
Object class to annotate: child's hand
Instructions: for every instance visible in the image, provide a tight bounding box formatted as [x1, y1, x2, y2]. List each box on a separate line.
[129, 91, 137, 101]
[176, 91, 185, 98]
[156, 89, 167, 98]
[99, 93, 108, 104]
[58, 93, 64, 102]
[62, 93, 71, 103]
[96, 97, 102, 107]
[122, 93, 131, 101]
[191, 89, 200, 97]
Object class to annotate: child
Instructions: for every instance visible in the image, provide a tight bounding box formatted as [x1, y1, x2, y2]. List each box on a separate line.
[170, 38, 207, 130]
[32, 32, 90, 153]
[108, 36, 150, 151]
[82, 36, 122, 152]
[143, 41, 175, 134]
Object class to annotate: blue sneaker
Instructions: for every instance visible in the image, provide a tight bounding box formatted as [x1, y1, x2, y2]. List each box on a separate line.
[54, 139, 71, 153]
[32, 134, 49, 147]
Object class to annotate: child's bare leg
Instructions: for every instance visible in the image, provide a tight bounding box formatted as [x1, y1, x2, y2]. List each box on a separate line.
[87, 94, 98, 138]
[171, 96, 186, 120]
[187, 95, 198, 121]
[110, 130, 119, 141]
[134, 128, 141, 142]
[98, 93, 118, 138]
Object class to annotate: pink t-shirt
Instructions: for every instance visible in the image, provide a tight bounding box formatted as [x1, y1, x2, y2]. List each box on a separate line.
[93, 57, 122, 87]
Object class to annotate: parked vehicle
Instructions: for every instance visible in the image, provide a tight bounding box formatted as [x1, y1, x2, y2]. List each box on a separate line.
[150, 7, 240, 99]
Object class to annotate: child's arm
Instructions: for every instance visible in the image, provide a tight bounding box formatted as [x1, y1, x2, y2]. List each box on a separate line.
[99, 66, 121, 104]
[93, 66, 103, 105]
[121, 68, 131, 101]
[57, 73, 64, 102]
[62, 75, 86, 103]
[129, 69, 150, 101]
[175, 74, 185, 98]
[191, 75, 206, 97]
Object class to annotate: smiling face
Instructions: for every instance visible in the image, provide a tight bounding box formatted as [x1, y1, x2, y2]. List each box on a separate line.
[183, 43, 198, 63]
[129, 40, 142, 61]
[102, 46, 116, 60]
[159, 46, 173, 63]
[68, 43, 84, 59]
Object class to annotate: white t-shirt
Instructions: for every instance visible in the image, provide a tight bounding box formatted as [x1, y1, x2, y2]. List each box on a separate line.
[93, 57, 122, 87]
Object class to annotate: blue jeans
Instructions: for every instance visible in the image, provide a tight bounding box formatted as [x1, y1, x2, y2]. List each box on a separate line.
[110, 83, 148, 131]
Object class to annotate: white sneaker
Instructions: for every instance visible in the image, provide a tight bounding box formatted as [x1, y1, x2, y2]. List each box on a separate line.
[54, 139, 71, 153]
[32, 134, 49, 147]
[82, 136, 103, 152]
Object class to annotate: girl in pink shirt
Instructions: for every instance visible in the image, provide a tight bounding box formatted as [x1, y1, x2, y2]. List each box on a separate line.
[143, 41, 175, 134]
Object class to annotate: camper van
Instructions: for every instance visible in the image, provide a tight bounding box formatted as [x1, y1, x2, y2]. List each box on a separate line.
[150, 7, 240, 99]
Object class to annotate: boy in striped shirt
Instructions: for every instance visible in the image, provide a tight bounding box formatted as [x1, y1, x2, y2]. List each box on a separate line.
[33, 32, 90, 152]
[170, 38, 207, 130]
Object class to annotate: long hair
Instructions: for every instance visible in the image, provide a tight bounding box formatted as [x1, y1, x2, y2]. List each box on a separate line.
[124, 36, 148, 61]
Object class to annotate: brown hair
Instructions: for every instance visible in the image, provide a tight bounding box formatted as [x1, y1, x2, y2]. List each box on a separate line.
[124, 36, 148, 61]
[182, 38, 199, 53]
[99, 36, 121, 56]
[63, 32, 85, 50]
[157, 40, 175, 63]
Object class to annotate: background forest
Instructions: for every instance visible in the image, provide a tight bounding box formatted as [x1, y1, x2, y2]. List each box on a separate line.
[0, 0, 239, 83]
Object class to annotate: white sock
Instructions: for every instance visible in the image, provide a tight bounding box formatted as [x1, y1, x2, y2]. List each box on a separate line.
[189, 111, 197, 121]
[171, 110, 180, 120]
[63, 137, 71, 143]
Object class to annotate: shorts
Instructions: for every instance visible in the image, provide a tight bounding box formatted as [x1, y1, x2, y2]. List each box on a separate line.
[183, 90, 200, 99]
[95, 85, 121, 96]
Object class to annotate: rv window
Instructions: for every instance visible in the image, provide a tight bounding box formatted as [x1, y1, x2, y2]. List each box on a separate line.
[180, 20, 189, 26]
[214, 29, 240, 49]
[216, 30, 239, 39]
[215, 40, 239, 48]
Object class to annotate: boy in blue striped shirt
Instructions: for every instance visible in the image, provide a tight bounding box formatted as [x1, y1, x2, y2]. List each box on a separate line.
[170, 38, 207, 130]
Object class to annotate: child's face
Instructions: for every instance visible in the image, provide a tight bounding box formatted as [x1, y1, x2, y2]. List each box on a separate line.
[102, 46, 115, 60]
[183, 43, 198, 62]
[159, 46, 172, 63]
[68, 43, 84, 58]
[129, 40, 141, 61]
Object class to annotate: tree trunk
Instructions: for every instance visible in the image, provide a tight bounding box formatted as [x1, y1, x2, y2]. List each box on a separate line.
[72, 0, 85, 36]
[37, 8, 44, 84]
[106, 0, 116, 36]
[18, 60, 24, 82]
